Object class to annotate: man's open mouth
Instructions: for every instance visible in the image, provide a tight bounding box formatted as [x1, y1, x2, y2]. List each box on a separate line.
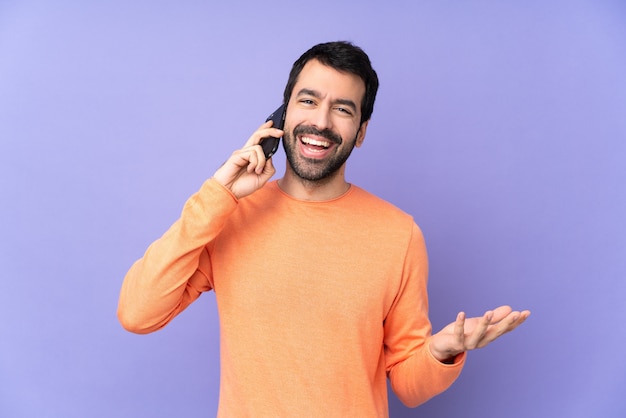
[300, 136, 331, 150]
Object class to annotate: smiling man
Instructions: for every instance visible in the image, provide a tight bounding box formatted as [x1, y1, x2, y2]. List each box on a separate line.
[280, 59, 367, 193]
[118, 41, 529, 417]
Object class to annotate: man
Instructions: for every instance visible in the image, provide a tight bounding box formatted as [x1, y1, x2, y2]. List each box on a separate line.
[118, 41, 530, 417]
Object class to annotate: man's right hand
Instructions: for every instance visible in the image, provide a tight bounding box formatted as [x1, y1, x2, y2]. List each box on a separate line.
[212, 121, 283, 199]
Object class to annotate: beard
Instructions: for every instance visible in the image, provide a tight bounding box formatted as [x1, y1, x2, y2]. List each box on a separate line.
[282, 124, 358, 183]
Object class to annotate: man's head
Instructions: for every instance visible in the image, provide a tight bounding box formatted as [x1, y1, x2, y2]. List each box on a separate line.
[283, 41, 379, 126]
[280, 42, 379, 185]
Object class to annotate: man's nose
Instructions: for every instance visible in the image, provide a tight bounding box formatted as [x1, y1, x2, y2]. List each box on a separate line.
[309, 106, 332, 131]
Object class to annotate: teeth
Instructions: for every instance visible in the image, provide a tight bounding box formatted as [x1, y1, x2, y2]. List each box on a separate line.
[301, 136, 330, 148]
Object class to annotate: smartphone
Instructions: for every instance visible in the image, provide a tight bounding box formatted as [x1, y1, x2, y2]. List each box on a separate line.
[260, 104, 285, 159]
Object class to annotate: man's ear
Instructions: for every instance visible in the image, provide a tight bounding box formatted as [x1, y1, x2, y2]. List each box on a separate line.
[355, 120, 369, 148]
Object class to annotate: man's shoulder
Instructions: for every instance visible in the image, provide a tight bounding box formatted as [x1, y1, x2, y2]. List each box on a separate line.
[346, 185, 419, 238]
[349, 185, 412, 219]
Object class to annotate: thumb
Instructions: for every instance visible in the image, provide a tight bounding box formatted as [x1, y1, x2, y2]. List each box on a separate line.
[262, 156, 276, 177]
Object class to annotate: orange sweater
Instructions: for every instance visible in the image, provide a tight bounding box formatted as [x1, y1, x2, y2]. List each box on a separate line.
[118, 179, 464, 417]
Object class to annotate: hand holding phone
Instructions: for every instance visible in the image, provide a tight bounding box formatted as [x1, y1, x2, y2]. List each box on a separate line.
[260, 104, 285, 159]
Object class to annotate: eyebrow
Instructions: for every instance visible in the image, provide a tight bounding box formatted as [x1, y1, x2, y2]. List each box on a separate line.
[296, 88, 358, 113]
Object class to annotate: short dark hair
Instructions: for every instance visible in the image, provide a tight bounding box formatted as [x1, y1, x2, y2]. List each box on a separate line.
[283, 41, 379, 125]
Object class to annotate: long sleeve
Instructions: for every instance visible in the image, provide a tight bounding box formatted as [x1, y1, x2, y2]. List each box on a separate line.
[117, 178, 238, 334]
[385, 224, 466, 407]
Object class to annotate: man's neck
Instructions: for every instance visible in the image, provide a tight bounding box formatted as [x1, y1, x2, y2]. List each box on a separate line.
[277, 167, 350, 201]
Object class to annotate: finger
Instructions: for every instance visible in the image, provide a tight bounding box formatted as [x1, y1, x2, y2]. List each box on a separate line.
[246, 147, 260, 173]
[262, 156, 276, 178]
[490, 305, 513, 324]
[503, 310, 531, 330]
[254, 145, 268, 174]
[477, 310, 530, 348]
[221, 147, 258, 173]
[454, 312, 466, 343]
[244, 123, 284, 148]
[464, 310, 493, 349]
[250, 152, 276, 189]
[510, 310, 531, 331]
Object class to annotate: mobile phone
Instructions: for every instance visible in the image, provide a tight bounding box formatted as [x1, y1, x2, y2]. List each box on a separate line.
[260, 104, 285, 159]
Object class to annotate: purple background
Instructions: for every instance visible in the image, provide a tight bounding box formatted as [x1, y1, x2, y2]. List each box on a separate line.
[1, 1, 625, 417]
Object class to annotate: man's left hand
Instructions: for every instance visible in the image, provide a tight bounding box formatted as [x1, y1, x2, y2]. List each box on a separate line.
[429, 305, 531, 363]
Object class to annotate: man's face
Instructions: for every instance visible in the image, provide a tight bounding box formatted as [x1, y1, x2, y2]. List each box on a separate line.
[282, 59, 368, 183]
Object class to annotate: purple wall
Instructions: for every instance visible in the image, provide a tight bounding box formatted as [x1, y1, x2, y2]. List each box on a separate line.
[1, 1, 625, 417]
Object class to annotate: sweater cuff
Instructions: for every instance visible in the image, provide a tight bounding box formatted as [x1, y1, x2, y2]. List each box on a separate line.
[185, 178, 239, 215]
[206, 177, 239, 202]
[426, 339, 466, 368]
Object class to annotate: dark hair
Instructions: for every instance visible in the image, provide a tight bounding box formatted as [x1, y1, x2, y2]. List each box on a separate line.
[282, 41, 379, 125]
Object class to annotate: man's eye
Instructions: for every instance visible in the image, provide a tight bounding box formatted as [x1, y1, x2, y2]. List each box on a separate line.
[335, 107, 352, 115]
[300, 99, 315, 105]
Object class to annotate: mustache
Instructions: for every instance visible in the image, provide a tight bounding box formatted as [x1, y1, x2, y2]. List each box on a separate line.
[292, 125, 342, 145]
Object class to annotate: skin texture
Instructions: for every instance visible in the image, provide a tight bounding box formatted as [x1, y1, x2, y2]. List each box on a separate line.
[212, 58, 530, 363]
